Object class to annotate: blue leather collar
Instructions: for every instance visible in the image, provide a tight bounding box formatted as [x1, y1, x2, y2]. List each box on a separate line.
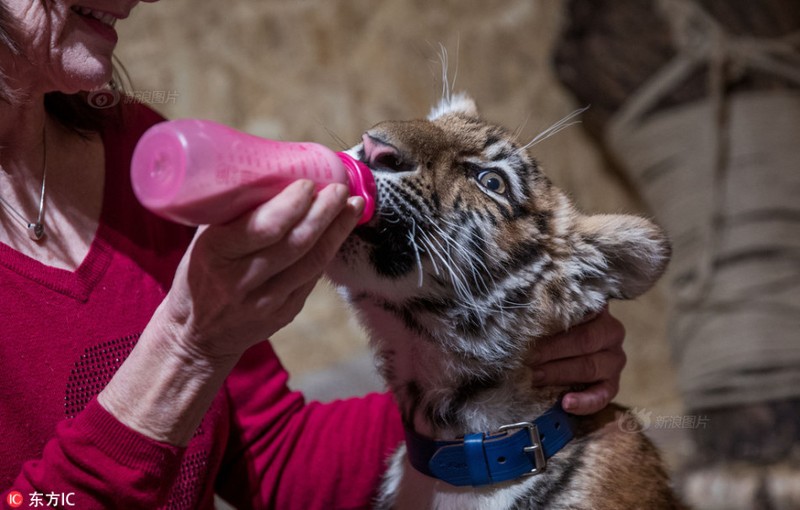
[404, 401, 575, 487]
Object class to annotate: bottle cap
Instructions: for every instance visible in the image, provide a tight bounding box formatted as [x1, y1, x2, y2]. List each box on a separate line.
[336, 152, 376, 224]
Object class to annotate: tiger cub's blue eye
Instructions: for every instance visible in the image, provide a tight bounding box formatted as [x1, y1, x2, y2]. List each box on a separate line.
[477, 170, 507, 195]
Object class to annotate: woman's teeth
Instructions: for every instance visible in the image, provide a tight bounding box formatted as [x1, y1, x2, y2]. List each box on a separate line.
[71, 6, 116, 27]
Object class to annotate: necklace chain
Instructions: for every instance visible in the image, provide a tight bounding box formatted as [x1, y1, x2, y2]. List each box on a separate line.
[0, 125, 48, 241]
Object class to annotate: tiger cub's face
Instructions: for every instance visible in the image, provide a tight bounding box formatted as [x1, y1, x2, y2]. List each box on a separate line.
[327, 94, 670, 340]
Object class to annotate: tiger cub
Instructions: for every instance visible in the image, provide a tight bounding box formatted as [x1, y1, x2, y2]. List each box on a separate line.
[326, 94, 683, 509]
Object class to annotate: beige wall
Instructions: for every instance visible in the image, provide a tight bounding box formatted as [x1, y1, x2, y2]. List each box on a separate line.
[116, 0, 682, 416]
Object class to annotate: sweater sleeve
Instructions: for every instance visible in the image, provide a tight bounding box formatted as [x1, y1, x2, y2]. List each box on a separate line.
[215, 342, 404, 510]
[3, 399, 185, 510]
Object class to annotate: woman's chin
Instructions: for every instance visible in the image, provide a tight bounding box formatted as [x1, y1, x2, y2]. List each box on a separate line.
[56, 49, 115, 94]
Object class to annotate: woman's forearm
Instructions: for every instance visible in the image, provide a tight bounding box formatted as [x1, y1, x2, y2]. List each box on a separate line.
[97, 312, 238, 447]
[98, 183, 362, 447]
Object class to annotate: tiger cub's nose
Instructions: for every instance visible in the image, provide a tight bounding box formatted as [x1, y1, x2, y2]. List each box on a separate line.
[361, 133, 411, 173]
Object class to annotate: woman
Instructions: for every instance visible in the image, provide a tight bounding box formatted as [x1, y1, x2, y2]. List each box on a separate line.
[0, 1, 627, 508]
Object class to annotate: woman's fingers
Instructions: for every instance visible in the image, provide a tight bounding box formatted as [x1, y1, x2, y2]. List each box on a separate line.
[163, 182, 363, 361]
[525, 308, 628, 415]
[528, 307, 625, 366]
[204, 179, 319, 259]
[199, 183, 353, 293]
[561, 379, 620, 415]
[252, 195, 364, 308]
[531, 347, 627, 387]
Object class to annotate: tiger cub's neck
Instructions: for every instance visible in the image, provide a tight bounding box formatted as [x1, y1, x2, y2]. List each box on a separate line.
[355, 295, 567, 440]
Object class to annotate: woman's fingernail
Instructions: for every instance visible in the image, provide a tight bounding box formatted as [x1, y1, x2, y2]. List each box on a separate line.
[562, 396, 576, 411]
[348, 196, 365, 217]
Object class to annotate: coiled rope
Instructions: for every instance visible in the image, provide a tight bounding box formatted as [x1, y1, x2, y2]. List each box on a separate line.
[606, 0, 800, 410]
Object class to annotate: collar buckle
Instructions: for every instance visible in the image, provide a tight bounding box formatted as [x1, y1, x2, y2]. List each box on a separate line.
[404, 401, 574, 487]
[497, 421, 547, 475]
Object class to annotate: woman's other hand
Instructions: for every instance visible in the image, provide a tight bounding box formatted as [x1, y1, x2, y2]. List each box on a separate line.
[527, 307, 627, 415]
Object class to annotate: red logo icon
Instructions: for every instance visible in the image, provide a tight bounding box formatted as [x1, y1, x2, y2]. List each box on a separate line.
[6, 491, 23, 508]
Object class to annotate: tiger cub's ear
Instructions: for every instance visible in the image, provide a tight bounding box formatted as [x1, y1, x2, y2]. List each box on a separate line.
[428, 92, 479, 121]
[577, 214, 671, 300]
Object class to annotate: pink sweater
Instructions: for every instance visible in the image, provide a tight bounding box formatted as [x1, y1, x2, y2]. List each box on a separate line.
[0, 103, 403, 510]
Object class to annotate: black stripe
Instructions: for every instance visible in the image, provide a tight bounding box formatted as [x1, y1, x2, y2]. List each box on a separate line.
[375, 349, 397, 384]
[491, 147, 514, 162]
[536, 440, 588, 507]
[511, 203, 529, 220]
[505, 239, 545, 273]
[393, 185, 430, 216]
[402, 380, 424, 426]
[349, 291, 371, 304]
[533, 210, 551, 234]
[520, 159, 541, 197]
[499, 264, 551, 310]
[430, 374, 503, 429]
[452, 193, 463, 210]
[404, 179, 426, 197]
[369, 239, 415, 280]
[399, 305, 435, 340]
[431, 190, 441, 210]
[349, 293, 441, 344]
[405, 296, 456, 314]
[448, 226, 499, 300]
[483, 133, 502, 150]
[498, 201, 516, 221]
[453, 309, 487, 337]
[511, 440, 588, 509]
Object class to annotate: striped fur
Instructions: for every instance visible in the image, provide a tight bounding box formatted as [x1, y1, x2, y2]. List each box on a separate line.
[326, 95, 682, 509]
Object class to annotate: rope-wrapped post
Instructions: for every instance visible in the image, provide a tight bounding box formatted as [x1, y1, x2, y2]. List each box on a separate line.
[555, 1, 800, 508]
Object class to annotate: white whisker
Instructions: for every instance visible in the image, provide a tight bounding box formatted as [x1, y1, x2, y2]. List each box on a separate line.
[518, 106, 590, 152]
[425, 229, 474, 307]
[436, 41, 460, 106]
[436, 219, 500, 263]
[512, 113, 531, 142]
[409, 219, 425, 288]
[429, 221, 499, 289]
[416, 228, 442, 277]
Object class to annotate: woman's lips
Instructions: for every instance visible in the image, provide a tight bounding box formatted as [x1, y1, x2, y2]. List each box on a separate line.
[71, 6, 120, 44]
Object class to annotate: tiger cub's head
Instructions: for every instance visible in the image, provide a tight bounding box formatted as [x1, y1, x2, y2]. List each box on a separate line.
[327, 94, 670, 342]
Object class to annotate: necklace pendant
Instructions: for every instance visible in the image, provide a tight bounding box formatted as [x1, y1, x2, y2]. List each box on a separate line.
[27, 222, 45, 241]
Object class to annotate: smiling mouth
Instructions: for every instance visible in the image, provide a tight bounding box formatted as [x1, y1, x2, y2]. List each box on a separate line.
[71, 6, 118, 27]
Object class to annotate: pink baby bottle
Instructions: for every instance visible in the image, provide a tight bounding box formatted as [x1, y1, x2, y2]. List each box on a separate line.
[131, 119, 376, 226]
